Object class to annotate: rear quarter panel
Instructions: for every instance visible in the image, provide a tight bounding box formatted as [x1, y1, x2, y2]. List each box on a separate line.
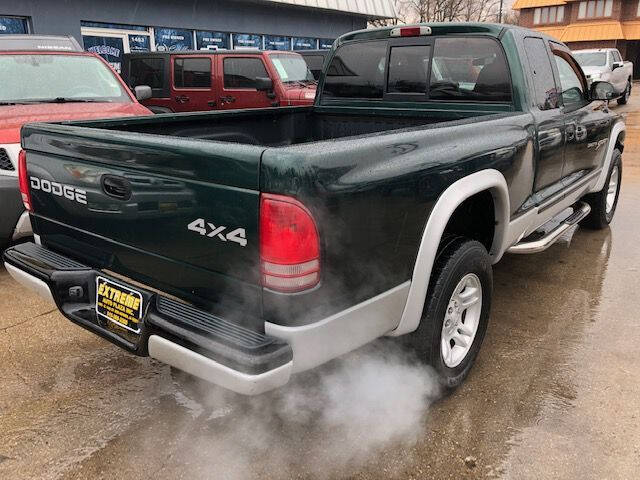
[261, 112, 535, 326]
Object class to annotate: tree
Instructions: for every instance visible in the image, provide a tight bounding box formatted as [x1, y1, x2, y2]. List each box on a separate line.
[369, 0, 515, 26]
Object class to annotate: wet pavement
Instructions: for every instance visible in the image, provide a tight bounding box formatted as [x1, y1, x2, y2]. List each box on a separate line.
[2, 92, 640, 480]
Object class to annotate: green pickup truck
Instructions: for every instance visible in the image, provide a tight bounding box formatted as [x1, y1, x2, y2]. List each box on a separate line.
[4, 23, 624, 395]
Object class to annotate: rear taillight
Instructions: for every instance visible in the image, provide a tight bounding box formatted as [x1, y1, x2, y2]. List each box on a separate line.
[259, 193, 320, 293]
[18, 149, 32, 211]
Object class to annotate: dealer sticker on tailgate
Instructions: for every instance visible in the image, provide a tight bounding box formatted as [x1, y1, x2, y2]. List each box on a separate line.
[95, 276, 143, 334]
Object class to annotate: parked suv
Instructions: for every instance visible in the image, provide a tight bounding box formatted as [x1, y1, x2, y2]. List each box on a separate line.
[0, 35, 152, 248]
[122, 50, 317, 113]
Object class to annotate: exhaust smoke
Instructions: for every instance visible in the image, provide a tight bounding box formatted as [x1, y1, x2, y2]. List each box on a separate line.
[168, 340, 441, 479]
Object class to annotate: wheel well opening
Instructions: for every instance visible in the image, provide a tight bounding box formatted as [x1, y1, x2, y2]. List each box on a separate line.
[442, 191, 495, 252]
[616, 131, 625, 153]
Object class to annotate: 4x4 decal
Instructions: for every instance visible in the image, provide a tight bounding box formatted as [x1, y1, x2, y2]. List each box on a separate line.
[187, 218, 247, 247]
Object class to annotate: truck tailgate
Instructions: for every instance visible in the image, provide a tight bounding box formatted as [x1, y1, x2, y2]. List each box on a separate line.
[22, 123, 263, 327]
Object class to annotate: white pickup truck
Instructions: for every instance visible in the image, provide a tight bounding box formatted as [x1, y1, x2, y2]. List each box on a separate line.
[574, 48, 633, 104]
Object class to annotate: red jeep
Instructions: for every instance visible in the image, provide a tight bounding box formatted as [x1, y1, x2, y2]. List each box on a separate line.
[122, 50, 317, 113]
[0, 34, 151, 247]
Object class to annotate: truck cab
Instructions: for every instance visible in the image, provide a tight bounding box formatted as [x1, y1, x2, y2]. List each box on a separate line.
[122, 50, 317, 113]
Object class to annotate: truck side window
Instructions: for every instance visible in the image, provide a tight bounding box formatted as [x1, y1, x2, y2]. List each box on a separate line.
[523, 37, 558, 110]
[429, 37, 511, 102]
[224, 58, 269, 89]
[322, 41, 387, 99]
[388, 45, 430, 94]
[174, 58, 211, 88]
[553, 54, 585, 108]
[129, 58, 164, 90]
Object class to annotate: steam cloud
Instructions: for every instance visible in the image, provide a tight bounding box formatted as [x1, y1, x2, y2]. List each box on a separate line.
[170, 340, 441, 479]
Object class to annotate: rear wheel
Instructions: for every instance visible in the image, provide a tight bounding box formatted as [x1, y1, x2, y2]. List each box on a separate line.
[408, 238, 492, 390]
[617, 81, 631, 105]
[580, 149, 622, 229]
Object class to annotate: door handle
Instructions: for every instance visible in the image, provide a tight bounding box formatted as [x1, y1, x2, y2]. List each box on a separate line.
[566, 123, 576, 141]
[207, 100, 217, 108]
[575, 125, 587, 141]
[101, 175, 132, 201]
[220, 96, 236, 104]
[175, 95, 189, 103]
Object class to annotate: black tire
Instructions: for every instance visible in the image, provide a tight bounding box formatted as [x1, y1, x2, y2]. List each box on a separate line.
[407, 238, 492, 390]
[617, 81, 630, 105]
[580, 149, 622, 229]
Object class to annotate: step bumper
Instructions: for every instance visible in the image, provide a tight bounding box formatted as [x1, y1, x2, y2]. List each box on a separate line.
[3, 242, 292, 395]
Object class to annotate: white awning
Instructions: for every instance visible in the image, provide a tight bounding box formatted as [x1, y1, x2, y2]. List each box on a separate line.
[263, 0, 396, 19]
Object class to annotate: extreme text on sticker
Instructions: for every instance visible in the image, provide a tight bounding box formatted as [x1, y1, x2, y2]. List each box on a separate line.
[95, 276, 143, 334]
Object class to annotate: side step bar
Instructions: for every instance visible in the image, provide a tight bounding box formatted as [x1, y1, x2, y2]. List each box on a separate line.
[508, 202, 591, 254]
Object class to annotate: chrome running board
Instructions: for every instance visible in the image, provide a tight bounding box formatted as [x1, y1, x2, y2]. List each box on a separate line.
[508, 202, 591, 254]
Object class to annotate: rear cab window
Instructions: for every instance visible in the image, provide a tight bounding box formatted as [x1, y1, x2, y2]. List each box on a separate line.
[321, 34, 512, 105]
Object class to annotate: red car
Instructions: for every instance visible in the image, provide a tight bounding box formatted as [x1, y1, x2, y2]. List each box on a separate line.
[122, 50, 317, 113]
[0, 35, 151, 247]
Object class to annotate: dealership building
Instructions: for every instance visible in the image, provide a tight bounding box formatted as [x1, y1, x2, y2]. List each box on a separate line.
[0, 0, 395, 71]
[514, 0, 640, 74]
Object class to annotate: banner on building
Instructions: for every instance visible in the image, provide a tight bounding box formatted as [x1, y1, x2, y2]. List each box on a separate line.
[196, 31, 231, 50]
[155, 28, 193, 51]
[233, 33, 262, 49]
[264, 35, 291, 51]
[292, 37, 318, 50]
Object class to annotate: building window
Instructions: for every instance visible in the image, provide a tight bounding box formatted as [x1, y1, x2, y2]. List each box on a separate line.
[534, 6, 565, 24]
[154, 27, 194, 51]
[196, 31, 231, 51]
[577, 0, 613, 19]
[0, 16, 29, 34]
[292, 37, 318, 50]
[232, 33, 263, 50]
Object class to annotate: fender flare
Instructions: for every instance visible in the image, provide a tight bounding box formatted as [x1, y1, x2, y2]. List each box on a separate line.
[388, 169, 510, 337]
[591, 120, 625, 193]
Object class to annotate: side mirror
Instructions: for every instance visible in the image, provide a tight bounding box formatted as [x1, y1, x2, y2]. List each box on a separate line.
[255, 77, 273, 91]
[134, 85, 152, 101]
[612, 61, 623, 71]
[590, 80, 615, 101]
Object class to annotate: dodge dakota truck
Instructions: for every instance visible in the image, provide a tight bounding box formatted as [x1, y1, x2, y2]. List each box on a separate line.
[4, 23, 624, 395]
[574, 48, 633, 104]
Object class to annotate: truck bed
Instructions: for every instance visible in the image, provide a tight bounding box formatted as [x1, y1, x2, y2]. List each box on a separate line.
[68, 106, 497, 147]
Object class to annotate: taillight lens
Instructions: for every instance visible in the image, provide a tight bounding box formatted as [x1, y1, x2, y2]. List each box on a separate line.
[18, 149, 32, 211]
[260, 193, 320, 292]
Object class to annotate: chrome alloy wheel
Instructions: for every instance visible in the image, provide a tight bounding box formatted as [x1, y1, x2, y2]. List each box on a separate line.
[441, 273, 482, 368]
[606, 164, 620, 214]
